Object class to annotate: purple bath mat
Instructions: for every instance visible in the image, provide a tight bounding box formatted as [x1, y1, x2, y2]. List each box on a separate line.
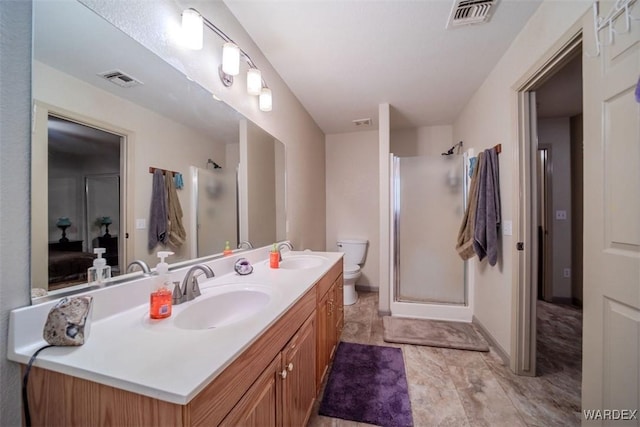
[319, 342, 413, 427]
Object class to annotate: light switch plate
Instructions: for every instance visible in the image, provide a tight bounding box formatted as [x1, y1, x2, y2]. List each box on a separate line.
[136, 219, 146, 230]
[502, 220, 513, 236]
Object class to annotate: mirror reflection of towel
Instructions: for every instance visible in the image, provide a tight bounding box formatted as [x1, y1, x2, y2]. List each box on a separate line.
[148, 169, 168, 250]
[166, 172, 186, 248]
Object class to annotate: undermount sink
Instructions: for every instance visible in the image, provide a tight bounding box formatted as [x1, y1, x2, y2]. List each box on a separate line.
[173, 285, 272, 330]
[279, 255, 328, 270]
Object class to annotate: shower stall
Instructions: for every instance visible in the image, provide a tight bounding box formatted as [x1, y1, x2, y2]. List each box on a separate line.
[389, 152, 473, 321]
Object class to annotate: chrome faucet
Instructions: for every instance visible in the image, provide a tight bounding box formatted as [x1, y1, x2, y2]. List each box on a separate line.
[173, 264, 215, 305]
[126, 260, 152, 275]
[237, 240, 254, 249]
[277, 241, 294, 261]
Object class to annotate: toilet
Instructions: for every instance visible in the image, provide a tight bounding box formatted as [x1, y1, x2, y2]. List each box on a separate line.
[336, 239, 368, 305]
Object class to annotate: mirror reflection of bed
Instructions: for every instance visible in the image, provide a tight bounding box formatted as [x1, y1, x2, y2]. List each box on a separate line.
[47, 116, 122, 290]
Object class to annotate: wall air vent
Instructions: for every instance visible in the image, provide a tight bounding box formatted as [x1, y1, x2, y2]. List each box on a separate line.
[97, 70, 143, 88]
[447, 0, 497, 29]
[352, 118, 372, 127]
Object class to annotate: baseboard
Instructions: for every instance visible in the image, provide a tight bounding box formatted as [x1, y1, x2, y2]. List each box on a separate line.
[355, 284, 378, 293]
[378, 310, 391, 317]
[472, 315, 510, 366]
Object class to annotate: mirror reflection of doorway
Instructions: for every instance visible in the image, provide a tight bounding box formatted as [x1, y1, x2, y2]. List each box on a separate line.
[536, 146, 552, 302]
[47, 115, 123, 289]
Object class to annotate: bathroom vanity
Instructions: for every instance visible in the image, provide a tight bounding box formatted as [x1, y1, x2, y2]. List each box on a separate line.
[9, 248, 344, 426]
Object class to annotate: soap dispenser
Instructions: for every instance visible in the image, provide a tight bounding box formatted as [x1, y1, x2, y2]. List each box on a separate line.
[88, 248, 111, 286]
[270, 243, 279, 269]
[150, 251, 174, 319]
[223, 240, 233, 256]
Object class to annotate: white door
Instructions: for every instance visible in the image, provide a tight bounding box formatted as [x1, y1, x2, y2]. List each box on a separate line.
[582, 2, 640, 423]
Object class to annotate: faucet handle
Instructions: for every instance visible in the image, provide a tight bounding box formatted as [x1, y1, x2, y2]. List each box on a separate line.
[191, 276, 202, 299]
[172, 281, 184, 305]
[185, 276, 202, 301]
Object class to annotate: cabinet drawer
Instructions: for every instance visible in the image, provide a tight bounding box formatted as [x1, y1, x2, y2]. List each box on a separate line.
[316, 258, 342, 300]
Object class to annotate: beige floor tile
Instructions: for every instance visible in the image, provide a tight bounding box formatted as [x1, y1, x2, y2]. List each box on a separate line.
[448, 365, 528, 427]
[408, 383, 470, 427]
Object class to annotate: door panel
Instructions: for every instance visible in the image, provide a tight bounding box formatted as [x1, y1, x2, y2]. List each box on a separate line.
[582, 1, 640, 421]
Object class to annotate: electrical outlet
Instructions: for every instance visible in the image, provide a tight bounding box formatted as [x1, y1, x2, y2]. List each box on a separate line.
[563, 268, 571, 278]
[556, 210, 567, 220]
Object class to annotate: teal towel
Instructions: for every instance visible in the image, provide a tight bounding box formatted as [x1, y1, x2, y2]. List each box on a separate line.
[174, 173, 184, 189]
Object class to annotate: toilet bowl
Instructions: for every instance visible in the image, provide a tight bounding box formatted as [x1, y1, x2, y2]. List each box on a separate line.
[343, 264, 361, 305]
[337, 239, 368, 306]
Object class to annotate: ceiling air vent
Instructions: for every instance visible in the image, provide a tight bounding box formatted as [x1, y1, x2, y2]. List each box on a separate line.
[352, 118, 372, 127]
[447, 0, 497, 29]
[97, 70, 143, 88]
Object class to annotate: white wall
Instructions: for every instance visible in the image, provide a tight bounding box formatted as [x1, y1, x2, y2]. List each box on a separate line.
[391, 125, 454, 157]
[0, 2, 32, 425]
[326, 130, 379, 287]
[34, 61, 227, 266]
[453, 0, 590, 356]
[81, 0, 327, 251]
[538, 117, 572, 300]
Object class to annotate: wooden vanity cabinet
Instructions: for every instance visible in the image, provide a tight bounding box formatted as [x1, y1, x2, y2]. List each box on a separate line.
[23, 259, 342, 427]
[315, 259, 344, 394]
[221, 313, 316, 427]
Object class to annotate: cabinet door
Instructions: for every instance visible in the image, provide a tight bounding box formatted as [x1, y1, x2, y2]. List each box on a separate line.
[327, 283, 338, 361]
[316, 289, 330, 393]
[335, 275, 344, 340]
[282, 313, 316, 427]
[220, 354, 282, 427]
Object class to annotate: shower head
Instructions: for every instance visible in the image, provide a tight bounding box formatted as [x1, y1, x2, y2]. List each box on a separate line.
[207, 159, 222, 169]
[441, 141, 463, 156]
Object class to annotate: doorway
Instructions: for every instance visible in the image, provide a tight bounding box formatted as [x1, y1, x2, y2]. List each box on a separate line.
[531, 53, 584, 404]
[513, 33, 583, 379]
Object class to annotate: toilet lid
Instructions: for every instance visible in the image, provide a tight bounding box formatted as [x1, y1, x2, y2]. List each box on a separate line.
[344, 264, 360, 274]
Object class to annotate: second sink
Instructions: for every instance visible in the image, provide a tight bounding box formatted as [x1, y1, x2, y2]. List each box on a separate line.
[279, 255, 328, 270]
[174, 285, 272, 330]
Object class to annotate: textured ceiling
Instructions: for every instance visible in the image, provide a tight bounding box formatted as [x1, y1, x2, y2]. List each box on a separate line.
[225, 0, 543, 133]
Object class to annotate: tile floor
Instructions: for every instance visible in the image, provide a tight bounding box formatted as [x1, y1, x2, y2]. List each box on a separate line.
[308, 292, 582, 427]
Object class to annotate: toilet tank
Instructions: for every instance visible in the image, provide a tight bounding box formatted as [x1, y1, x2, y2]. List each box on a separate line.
[336, 239, 368, 265]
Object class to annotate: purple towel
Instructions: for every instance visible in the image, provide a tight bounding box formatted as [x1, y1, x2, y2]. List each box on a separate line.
[473, 147, 501, 265]
[148, 169, 168, 250]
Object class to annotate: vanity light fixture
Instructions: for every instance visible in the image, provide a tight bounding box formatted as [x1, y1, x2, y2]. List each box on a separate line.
[246, 68, 262, 96]
[181, 8, 273, 112]
[221, 42, 240, 76]
[181, 9, 203, 50]
[259, 87, 272, 112]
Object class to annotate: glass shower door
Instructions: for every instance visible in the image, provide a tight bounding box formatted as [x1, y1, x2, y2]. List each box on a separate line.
[392, 154, 468, 319]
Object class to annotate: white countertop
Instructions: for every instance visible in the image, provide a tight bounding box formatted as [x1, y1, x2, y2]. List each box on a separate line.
[8, 248, 343, 405]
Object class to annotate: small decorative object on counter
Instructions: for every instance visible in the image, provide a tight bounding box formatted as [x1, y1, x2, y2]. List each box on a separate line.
[270, 243, 279, 269]
[150, 251, 174, 319]
[234, 257, 253, 275]
[43, 296, 94, 346]
[223, 240, 233, 256]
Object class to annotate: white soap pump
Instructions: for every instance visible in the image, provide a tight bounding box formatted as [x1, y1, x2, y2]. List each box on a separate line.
[88, 248, 111, 286]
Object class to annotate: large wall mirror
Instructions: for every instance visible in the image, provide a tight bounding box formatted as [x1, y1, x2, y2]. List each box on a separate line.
[31, 0, 286, 300]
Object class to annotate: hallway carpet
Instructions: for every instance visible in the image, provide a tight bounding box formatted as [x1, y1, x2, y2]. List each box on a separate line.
[309, 293, 582, 427]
